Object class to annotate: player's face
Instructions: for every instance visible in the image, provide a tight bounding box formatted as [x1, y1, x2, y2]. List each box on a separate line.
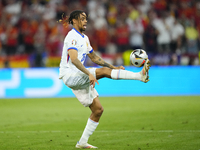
[78, 13, 87, 32]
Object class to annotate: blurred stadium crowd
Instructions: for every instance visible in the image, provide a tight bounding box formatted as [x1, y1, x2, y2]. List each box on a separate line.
[0, 0, 200, 68]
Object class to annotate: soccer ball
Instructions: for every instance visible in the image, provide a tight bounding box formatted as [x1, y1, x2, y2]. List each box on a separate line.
[130, 49, 148, 67]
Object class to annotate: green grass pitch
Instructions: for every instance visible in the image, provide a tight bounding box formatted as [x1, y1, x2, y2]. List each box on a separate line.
[0, 96, 200, 150]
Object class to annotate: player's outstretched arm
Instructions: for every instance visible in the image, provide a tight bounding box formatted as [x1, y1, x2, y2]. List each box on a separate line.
[88, 51, 125, 70]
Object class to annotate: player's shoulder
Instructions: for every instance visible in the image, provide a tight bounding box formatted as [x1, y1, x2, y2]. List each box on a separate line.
[83, 33, 89, 41]
[83, 33, 89, 38]
[64, 29, 77, 42]
[67, 29, 77, 37]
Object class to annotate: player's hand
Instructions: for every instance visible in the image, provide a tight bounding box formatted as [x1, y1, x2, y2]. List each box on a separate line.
[89, 74, 99, 88]
[115, 66, 125, 70]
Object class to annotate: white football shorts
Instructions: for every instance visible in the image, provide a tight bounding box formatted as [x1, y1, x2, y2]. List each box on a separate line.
[62, 67, 99, 107]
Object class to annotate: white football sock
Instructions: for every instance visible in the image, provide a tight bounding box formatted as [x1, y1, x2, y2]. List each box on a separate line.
[79, 118, 99, 144]
[111, 69, 141, 80]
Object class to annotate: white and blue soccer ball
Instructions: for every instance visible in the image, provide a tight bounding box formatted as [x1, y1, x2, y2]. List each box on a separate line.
[130, 49, 148, 67]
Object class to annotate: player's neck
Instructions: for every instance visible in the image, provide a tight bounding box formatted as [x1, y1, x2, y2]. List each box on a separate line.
[73, 26, 83, 35]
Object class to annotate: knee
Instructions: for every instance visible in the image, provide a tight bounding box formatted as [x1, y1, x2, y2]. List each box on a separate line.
[102, 67, 111, 73]
[94, 107, 104, 117]
[98, 67, 112, 78]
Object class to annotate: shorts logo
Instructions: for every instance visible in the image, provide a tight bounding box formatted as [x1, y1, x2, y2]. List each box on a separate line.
[72, 40, 77, 46]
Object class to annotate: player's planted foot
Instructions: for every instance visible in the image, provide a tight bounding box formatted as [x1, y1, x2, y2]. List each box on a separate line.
[140, 59, 150, 83]
[75, 142, 98, 149]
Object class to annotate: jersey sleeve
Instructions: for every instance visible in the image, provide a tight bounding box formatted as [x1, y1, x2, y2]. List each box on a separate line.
[85, 35, 93, 54]
[65, 34, 78, 51]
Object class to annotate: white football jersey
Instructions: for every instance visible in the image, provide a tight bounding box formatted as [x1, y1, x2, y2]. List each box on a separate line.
[59, 28, 93, 79]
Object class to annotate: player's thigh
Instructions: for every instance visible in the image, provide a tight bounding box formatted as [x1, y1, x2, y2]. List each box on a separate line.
[95, 67, 112, 79]
[63, 68, 96, 90]
[63, 72, 88, 89]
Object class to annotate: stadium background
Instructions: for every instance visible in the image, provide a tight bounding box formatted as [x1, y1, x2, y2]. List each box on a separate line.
[0, 0, 200, 98]
[0, 1, 200, 150]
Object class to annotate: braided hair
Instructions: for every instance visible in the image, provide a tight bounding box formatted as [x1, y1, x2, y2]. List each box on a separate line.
[58, 10, 86, 27]
[68, 10, 84, 25]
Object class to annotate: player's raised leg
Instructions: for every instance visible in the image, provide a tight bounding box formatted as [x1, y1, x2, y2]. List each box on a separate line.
[76, 97, 103, 149]
[96, 59, 150, 83]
